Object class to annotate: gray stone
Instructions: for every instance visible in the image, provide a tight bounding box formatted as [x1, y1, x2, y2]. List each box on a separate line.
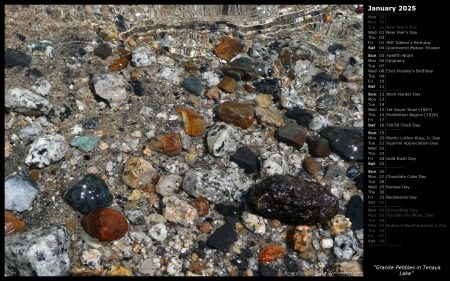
[280, 86, 304, 109]
[25, 134, 68, 168]
[207, 122, 241, 157]
[124, 210, 145, 225]
[131, 46, 156, 67]
[148, 223, 168, 242]
[182, 168, 240, 204]
[309, 114, 332, 131]
[92, 73, 128, 109]
[70, 135, 100, 152]
[18, 123, 43, 141]
[156, 174, 180, 196]
[5, 87, 53, 116]
[261, 153, 289, 177]
[334, 233, 358, 261]
[5, 225, 71, 276]
[324, 165, 342, 179]
[31, 77, 52, 96]
[5, 171, 39, 212]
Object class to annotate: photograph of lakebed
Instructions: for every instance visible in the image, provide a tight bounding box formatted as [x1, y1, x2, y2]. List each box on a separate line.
[4, 5, 364, 276]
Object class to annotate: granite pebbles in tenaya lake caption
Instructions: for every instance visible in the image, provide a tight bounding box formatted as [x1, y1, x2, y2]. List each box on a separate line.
[63, 174, 113, 214]
[246, 174, 339, 225]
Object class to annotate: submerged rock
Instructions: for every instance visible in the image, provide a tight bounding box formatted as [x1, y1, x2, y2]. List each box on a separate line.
[246, 174, 339, 225]
[320, 126, 363, 161]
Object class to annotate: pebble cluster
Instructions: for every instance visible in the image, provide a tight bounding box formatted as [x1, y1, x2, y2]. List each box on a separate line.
[5, 4, 364, 276]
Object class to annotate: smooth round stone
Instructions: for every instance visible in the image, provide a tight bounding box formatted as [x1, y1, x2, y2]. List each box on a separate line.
[63, 174, 113, 214]
[218, 101, 255, 129]
[181, 76, 202, 95]
[81, 208, 129, 241]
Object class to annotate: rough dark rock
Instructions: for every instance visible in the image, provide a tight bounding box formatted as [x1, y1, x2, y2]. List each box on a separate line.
[231, 256, 248, 270]
[128, 80, 145, 96]
[312, 72, 332, 83]
[259, 264, 278, 276]
[284, 255, 299, 272]
[285, 108, 314, 127]
[254, 78, 280, 96]
[215, 202, 241, 217]
[206, 223, 238, 252]
[246, 174, 339, 225]
[306, 136, 331, 158]
[93, 43, 112, 60]
[230, 146, 259, 173]
[63, 174, 113, 214]
[5, 48, 32, 68]
[345, 195, 363, 230]
[81, 117, 99, 129]
[347, 164, 360, 180]
[319, 126, 363, 161]
[324, 165, 342, 179]
[276, 124, 307, 148]
[354, 174, 363, 191]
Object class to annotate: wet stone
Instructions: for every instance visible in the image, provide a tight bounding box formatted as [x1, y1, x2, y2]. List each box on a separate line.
[259, 244, 286, 264]
[316, 94, 338, 110]
[276, 124, 307, 148]
[312, 72, 332, 83]
[206, 223, 238, 252]
[218, 101, 255, 129]
[345, 195, 363, 230]
[70, 135, 100, 152]
[246, 174, 339, 225]
[181, 76, 202, 95]
[217, 76, 237, 93]
[131, 46, 156, 67]
[306, 136, 331, 158]
[303, 156, 321, 175]
[324, 165, 342, 179]
[147, 132, 182, 157]
[5, 211, 26, 235]
[5, 48, 32, 68]
[284, 255, 299, 272]
[122, 157, 156, 189]
[280, 87, 304, 109]
[214, 37, 244, 61]
[81, 208, 129, 241]
[5, 87, 53, 116]
[254, 78, 280, 95]
[309, 114, 332, 131]
[346, 165, 360, 180]
[4, 225, 71, 276]
[285, 108, 314, 128]
[81, 117, 99, 129]
[207, 122, 241, 157]
[177, 108, 207, 137]
[63, 174, 113, 214]
[93, 43, 112, 60]
[5, 171, 39, 212]
[230, 146, 259, 174]
[320, 126, 364, 161]
[25, 134, 68, 168]
[231, 256, 248, 271]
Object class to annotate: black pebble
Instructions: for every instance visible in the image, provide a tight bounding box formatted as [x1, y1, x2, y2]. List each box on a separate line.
[230, 146, 259, 174]
[224, 216, 238, 225]
[231, 256, 248, 270]
[26, 68, 44, 77]
[93, 43, 112, 60]
[128, 80, 145, 96]
[320, 126, 364, 161]
[285, 108, 313, 127]
[193, 248, 206, 259]
[240, 248, 253, 258]
[206, 224, 238, 252]
[312, 72, 332, 83]
[81, 118, 99, 129]
[349, 57, 357, 66]
[197, 240, 206, 249]
[327, 44, 346, 52]
[284, 255, 299, 272]
[345, 195, 363, 230]
[259, 264, 278, 276]
[5, 48, 32, 68]
[347, 164, 360, 180]
[215, 202, 240, 217]
[254, 78, 280, 95]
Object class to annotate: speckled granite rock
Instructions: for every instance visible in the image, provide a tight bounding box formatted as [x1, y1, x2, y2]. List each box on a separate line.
[5, 171, 39, 212]
[4, 225, 71, 276]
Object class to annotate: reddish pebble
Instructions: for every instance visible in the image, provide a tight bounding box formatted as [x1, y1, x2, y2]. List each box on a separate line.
[244, 84, 254, 93]
[206, 86, 221, 99]
[217, 76, 237, 93]
[147, 132, 182, 156]
[287, 225, 312, 253]
[177, 108, 207, 137]
[190, 198, 210, 216]
[81, 208, 129, 241]
[198, 220, 214, 233]
[355, 6, 364, 13]
[5, 211, 26, 235]
[214, 37, 244, 61]
[218, 101, 255, 129]
[259, 244, 286, 264]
